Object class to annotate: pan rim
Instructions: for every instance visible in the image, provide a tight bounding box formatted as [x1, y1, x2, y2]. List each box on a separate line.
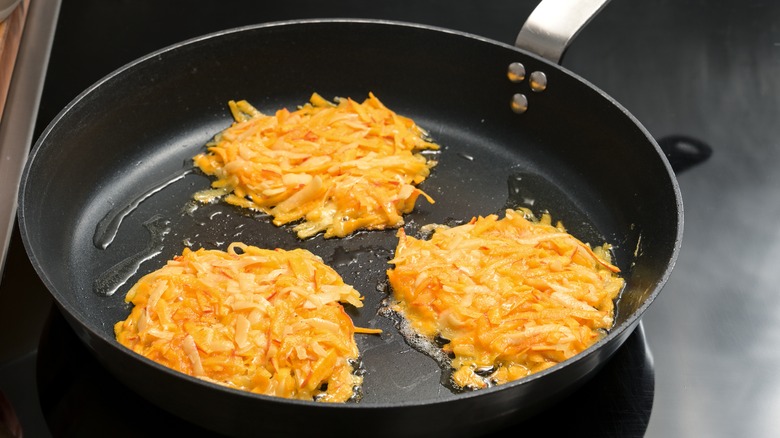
[17, 17, 683, 412]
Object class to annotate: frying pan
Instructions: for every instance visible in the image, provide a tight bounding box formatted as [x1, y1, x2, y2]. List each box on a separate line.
[18, 0, 682, 436]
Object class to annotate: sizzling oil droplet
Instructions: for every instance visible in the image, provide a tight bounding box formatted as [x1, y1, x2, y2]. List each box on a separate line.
[182, 201, 199, 216]
[328, 245, 393, 271]
[93, 168, 191, 250]
[330, 246, 359, 268]
[93, 215, 170, 297]
[504, 173, 537, 211]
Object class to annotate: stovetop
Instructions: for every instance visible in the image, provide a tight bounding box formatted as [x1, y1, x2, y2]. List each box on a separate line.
[1, 1, 779, 436]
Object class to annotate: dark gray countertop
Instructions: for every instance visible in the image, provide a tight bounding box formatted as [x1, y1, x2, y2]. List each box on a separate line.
[1, 0, 778, 436]
[567, 2, 780, 436]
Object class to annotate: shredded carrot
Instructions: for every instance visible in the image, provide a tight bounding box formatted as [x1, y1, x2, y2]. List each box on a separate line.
[193, 93, 439, 239]
[386, 209, 625, 389]
[353, 327, 383, 335]
[114, 242, 374, 402]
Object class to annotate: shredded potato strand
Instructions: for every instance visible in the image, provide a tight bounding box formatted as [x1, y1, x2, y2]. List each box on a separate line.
[386, 209, 625, 389]
[115, 243, 367, 402]
[193, 93, 439, 238]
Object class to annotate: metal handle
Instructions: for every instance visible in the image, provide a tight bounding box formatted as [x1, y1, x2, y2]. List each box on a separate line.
[515, 0, 612, 64]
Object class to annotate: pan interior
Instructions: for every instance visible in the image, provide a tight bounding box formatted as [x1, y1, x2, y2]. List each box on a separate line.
[20, 21, 679, 406]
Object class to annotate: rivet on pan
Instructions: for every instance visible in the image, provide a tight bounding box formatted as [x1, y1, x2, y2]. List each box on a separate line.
[511, 93, 528, 114]
[507, 62, 526, 82]
[529, 71, 548, 92]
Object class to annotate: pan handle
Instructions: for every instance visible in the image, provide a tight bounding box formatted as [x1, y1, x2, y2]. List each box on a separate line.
[515, 0, 612, 64]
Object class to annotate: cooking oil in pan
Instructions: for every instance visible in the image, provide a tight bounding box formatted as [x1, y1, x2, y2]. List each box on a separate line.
[328, 244, 393, 270]
[93, 215, 170, 297]
[92, 168, 192, 250]
[505, 172, 536, 210]
[502, 171, 604, 244]
[377, 295, 456, 389]
[378, 293, 504, 393]
[90, 166, 261, 298]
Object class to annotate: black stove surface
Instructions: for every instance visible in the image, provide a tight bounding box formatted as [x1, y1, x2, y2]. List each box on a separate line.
[2, 0, 779, 437]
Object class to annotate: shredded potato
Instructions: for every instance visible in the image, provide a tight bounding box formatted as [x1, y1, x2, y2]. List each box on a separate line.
[193, 93, 439, 239]
[386, 209, 624, 389]
[114, 242, 371, 402]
